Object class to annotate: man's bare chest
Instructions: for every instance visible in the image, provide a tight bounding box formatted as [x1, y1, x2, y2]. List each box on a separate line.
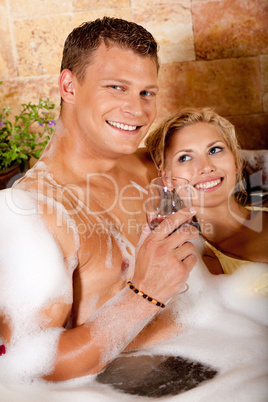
[72, 226, 136, 326]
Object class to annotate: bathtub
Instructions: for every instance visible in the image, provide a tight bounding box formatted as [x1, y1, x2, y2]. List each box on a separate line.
[0, 242, 267, 402]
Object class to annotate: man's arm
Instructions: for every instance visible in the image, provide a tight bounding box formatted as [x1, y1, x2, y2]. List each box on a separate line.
[0, 189, 197, 381]
[46, 212, 197, 381]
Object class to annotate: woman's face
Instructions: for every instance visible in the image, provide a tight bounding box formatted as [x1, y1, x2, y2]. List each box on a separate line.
[164, 122, 238, 209]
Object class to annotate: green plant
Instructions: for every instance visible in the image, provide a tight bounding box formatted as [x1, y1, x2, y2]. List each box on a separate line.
[0, 91, 55, 171]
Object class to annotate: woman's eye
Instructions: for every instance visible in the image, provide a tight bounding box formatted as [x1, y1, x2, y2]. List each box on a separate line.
[209, 146, 223, 155]
[178, 154, 191, 162]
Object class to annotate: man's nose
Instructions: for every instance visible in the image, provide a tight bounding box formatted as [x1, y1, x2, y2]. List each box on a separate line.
[121, 95, 143, 117]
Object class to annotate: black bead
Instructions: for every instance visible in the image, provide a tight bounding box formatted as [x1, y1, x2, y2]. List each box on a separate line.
[148, 297, 152, 302]
[134, 289, 139, 293]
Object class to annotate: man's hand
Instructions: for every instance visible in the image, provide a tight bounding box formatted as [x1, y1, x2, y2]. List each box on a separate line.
[132, 207, 198, 303]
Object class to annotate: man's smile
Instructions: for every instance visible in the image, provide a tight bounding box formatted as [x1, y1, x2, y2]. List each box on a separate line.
[107, 120, 139, 131]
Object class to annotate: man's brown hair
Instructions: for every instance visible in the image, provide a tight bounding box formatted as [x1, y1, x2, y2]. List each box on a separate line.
[60, 17, 159, 83]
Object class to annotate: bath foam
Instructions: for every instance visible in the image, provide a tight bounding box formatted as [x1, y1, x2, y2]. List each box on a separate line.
[0, 328, 64, 384]
[0, 251, 267, 401]
[0, 259, 268, 402]
[95, 244, 268, 398]
[0, 189, 73, 382]
[0, 196, 267, 402]
[0, 184, 151, 385]
[83, 285, 163, 369]
[0, 170, 136, 384]
[0, 188, 73, 312]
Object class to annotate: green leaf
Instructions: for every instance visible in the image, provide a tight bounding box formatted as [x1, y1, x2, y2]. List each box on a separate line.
[0, 95, 55, 168]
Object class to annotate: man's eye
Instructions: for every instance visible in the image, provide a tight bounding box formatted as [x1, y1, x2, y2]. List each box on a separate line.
[110, 85, 122, 90]
[140, 90, 155, 97]
[178, 155, 191, 162]
[209, 146, 223, 155]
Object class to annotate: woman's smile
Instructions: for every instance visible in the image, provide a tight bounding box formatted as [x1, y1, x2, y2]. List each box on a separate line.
[194, 177, 223, 191]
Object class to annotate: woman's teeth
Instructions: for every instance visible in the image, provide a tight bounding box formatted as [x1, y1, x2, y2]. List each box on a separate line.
[195, 179, 222, 189]
[107, 120, 137, 131]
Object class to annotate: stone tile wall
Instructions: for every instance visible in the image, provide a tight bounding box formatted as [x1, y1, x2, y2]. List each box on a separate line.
[0, 0, 267, 149]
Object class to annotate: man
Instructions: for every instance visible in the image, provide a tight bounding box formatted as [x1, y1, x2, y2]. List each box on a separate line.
[0, 17, 197, 381]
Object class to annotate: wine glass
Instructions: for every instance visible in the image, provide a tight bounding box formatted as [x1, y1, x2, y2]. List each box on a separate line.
[145, 176, 192, 293]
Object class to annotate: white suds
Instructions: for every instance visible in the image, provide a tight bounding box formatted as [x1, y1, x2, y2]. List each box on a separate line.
[0, 188, 267, 401]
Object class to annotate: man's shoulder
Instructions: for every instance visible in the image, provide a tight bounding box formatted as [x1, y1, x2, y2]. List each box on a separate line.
[14, 161, 58, 191]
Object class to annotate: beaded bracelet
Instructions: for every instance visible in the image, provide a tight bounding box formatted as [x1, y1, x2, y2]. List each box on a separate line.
[127, 281, 165, 308]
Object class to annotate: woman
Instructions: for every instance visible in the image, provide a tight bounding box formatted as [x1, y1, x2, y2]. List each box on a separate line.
[145, 107, 268, 292]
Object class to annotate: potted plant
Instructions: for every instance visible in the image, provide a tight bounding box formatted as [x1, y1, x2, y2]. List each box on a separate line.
[0, 87, 55, 189]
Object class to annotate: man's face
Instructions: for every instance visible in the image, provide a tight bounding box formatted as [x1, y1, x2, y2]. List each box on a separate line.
[70, 43, 159, 159]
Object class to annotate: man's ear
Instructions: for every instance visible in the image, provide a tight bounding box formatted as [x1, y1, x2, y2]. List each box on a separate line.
[58, 69, 75, 104]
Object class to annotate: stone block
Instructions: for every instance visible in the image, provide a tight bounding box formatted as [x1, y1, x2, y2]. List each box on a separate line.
[132, 0, 195, 64]
[72, 9, 132, 29]
[156, 57, 262, 119]
[0, 76, 60, 119]
[192, 0, 268, 60]
[13, 16, 72, 76]
[0, 1, 16, 79]
[261, 55, 268, 112]
[73, 0, 129, 11]
[227, 114, 268, 150]
[10, 0, 72, 18]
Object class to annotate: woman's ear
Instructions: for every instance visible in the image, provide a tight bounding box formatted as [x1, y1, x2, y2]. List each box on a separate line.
[234, 160, 239, 174]
[58, 69, 75, 104]
[157, 165, 164, 177]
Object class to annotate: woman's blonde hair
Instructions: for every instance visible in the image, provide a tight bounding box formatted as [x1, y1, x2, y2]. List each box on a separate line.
[145, 107, 245, 198]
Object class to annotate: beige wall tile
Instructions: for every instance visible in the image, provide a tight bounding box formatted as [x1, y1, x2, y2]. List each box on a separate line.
[156, 57, 262, 119]
[0, 1, 16, 79]
[13, 16, 72, 76]
[192, 0, 219, 2]
[9, 0, 72, 18]
[132, 0, 195, 63]
[73, 0, 129, 11]
[1, 0, 266, 151]
[193, 0, 268, 60]
[72, 9, 132, 29]
[0, 76, 60, 118]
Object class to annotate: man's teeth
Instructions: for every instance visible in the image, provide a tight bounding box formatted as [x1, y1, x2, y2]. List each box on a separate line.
[107, 121, 137, 131]
[195, 179, 221, 189]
